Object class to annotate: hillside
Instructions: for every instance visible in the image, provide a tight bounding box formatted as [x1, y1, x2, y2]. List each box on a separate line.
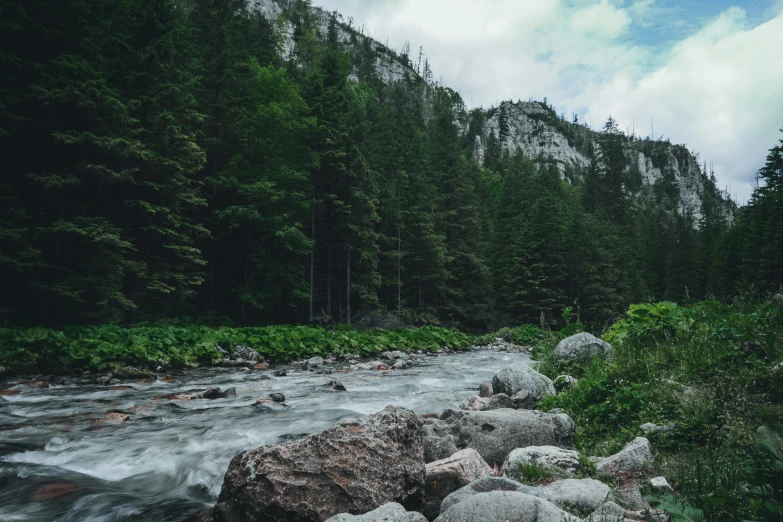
[0, 0, 779, 333]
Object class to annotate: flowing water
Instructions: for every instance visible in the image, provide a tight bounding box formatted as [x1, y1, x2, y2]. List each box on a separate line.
[0, 349, 532, 521]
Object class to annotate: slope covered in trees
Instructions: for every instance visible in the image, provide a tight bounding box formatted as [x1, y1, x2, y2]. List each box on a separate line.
[0, 0, 779, 332]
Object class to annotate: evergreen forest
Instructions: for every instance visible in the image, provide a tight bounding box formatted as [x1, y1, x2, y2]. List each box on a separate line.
[1, 0, 781, 334]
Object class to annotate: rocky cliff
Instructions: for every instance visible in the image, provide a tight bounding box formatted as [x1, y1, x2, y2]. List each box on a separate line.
[253, 0, 734, 225]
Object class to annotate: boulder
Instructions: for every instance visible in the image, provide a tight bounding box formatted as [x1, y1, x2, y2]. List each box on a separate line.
[478, 382, 493, 398]
[269, 393, 285, 403]
[423, 449, 491, 520]
[272, 370, 287, 377]
[423, 419, 459, 464]
[326, 379, 347, 391]
[326, 503, 427, 522]
[439, 409, 575, 467]
[554, 333, 612, 362]
[233, 345, 260, 363]
[209, 406, 426, 522]
[502, 446, 581, 478]
[438, 476, 534, 515]
[585, 501, 633, 522]
[393, 360, 411, 369]
[487, 391, 534, 411]
[368, 361, 390, 370]
[434, 491, 581, 522]
[539, 479, 612, 515]
[458, 396, 488, 411]
[491, 365, 555, 403]
[595, 438, 653, 477]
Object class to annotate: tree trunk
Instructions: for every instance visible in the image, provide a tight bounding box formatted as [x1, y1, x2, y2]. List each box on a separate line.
[309, 196, 315, 323]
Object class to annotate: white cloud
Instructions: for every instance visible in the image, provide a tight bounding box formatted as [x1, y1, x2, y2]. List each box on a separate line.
[313, 0, 783, 203]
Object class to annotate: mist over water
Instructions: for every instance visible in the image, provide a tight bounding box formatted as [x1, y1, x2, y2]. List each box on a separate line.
[0, 350, 531, 521]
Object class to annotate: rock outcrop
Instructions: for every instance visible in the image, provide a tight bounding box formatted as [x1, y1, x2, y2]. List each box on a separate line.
[208, 406, 426, 522]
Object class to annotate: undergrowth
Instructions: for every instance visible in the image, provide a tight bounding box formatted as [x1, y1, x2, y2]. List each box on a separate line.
[0, 324, 493, 371]
[536, 299, 783, 521]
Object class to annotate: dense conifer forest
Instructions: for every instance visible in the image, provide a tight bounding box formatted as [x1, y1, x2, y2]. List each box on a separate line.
[1, 0, 781, 333]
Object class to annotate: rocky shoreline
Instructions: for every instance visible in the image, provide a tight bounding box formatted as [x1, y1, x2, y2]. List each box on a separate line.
[184, 333, 673, 522]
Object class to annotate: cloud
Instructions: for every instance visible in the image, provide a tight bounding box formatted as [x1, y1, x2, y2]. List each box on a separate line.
[312, 0, 783, 203]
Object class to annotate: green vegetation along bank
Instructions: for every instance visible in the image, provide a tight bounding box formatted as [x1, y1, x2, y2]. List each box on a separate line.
[535, 298, 783, 521]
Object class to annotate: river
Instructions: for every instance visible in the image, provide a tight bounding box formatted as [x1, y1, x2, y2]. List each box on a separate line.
[0, 348, 532, 521]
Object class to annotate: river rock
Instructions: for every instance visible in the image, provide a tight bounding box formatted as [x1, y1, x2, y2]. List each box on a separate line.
[439, 409, 575, 467]
[208, 406, 426, 522]
[458, 396, 488, 411]
[438, 477, 535, 515]
[434, 491, 580, 522]
[95, 374, 113, 386]
[539, 479, 612, 515]
[269, 393, 285, 403]
[200, 387, 235, 400]
[326, 503, 427, 522]
[307, 356, 325, 367]
[554, 333, 613, 362]
[478, 382, 493, 398]
[233, 345, 260, 362]
[595, 438, 653, 477]
[382, 351, 407, 360]
[393, 360, 411, 369]
[502, 446, 581, 478]
[487, 390, 535, 410]
[491, 365, 555, 403]
[423, 449, 491, 520]
[272, 370, 287, 377]
[423, 419, 459, 463]
[326, 379, 347, 391]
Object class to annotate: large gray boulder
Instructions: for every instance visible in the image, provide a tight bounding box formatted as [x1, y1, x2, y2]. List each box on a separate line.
[209, 406, 426, 522]
[595, 438, 653, 477]
[502, 446, 581, 478]
[539, 479, 612, 515]
[491, 365, 555, 403]
[326, 503, 427, 522]
[439, 409, 575, 467]
[554, 333, 612, 362]
[423, 419, 459, 463]
[434, 491, 582, 522]
[422, 449, 491, 520]
[438, 476, 533, 515]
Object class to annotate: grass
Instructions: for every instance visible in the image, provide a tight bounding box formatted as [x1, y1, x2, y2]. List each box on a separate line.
[535, 298, 783, 521]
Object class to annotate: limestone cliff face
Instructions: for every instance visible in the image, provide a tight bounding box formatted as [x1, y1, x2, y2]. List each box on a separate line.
[478, 101, 735, 223]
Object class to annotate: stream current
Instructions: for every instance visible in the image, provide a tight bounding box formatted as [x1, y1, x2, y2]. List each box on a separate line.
[0, 349, 532, 521]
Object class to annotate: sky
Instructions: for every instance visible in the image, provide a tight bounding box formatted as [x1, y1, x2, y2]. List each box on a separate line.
[312, 0, 783, 204]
